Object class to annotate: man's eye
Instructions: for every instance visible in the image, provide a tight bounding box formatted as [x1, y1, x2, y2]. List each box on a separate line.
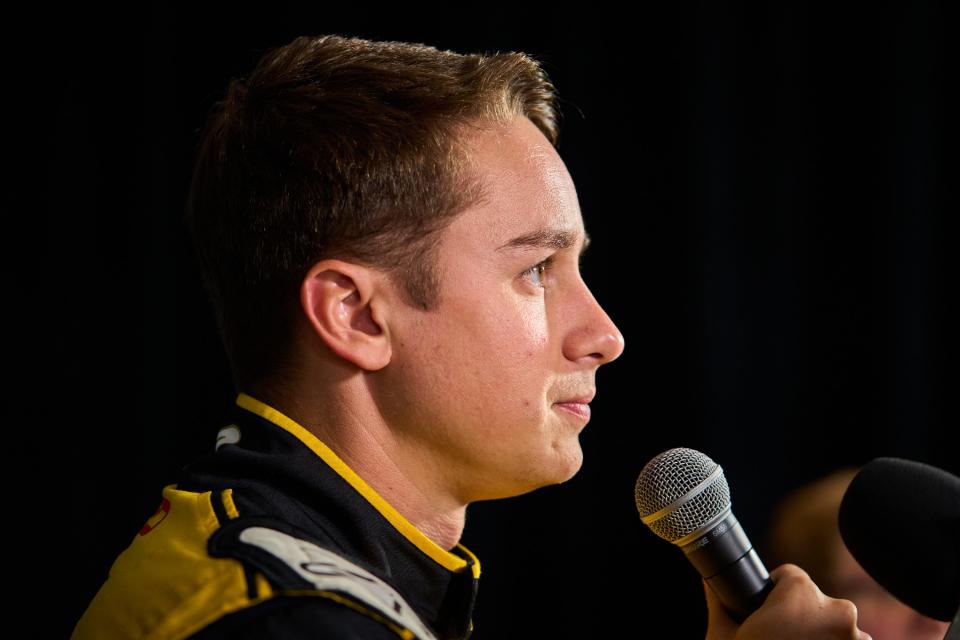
[522, 258, 552, 287]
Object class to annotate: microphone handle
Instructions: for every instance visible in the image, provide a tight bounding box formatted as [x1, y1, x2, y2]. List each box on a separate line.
[682, 514, 774, 622]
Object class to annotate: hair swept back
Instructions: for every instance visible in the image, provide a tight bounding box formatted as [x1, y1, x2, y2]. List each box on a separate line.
[184, 34, 560, 388]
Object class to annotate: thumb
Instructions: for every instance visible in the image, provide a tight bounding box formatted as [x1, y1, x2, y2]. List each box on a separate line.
[704, 580, 740, 640]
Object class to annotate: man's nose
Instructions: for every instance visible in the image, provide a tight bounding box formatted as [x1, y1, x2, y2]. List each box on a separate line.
[562, 281, 625, 366]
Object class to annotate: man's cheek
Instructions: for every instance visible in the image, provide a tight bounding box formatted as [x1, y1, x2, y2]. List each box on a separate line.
[515, 304, 549, 348]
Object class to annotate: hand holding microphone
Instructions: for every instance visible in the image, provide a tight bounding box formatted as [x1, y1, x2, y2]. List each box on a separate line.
[636, 448, 870, 639]
[634, 447, 772, 620]
[704, 564, 870, 640]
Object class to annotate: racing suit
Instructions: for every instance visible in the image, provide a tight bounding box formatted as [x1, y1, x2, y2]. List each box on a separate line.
[72, 392, 481, 639]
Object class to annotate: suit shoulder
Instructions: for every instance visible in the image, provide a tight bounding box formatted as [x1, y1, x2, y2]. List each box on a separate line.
[209, 518, 438, 639]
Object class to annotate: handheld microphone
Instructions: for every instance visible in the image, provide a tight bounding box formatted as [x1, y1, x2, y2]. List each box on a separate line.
[635, 447, 773, 622]
[838, 457, 960, 623]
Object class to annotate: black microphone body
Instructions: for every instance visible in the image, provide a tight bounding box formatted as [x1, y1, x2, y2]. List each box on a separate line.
[635, 448, 773, 622]
[682, 513, 772, 620]
[839, 457, 960, 623]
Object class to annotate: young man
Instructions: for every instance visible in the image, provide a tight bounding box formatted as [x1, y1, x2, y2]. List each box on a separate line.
[73, 34, 869, 639]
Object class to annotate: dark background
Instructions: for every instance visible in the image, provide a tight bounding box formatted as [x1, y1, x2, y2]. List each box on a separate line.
[27, 2, 955, 637]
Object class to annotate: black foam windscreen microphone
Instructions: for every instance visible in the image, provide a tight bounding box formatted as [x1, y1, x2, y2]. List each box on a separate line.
[635, 447, 773, 622]
[838, 457, 960, 622]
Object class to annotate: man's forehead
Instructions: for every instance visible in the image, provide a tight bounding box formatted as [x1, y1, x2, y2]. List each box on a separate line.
[452, 115, 586, 253]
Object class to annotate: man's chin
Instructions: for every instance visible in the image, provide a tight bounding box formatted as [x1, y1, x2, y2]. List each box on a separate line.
[554, 451, 584, 484]
[522, 446, 585, 491]
[466, 444, 584, 501]
[472, 467, 583, 502]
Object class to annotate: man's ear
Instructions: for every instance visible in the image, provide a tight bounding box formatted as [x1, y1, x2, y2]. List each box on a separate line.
[300, 260, 392, 371]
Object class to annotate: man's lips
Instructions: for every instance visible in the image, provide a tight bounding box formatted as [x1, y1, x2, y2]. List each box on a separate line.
[553, 395, 594, 420]
[554, 402, 591, 420]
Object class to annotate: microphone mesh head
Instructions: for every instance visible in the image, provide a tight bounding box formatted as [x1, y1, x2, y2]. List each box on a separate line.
[635, 447, 732, 543]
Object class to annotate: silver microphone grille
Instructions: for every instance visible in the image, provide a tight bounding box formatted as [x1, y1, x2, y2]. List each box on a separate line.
[634, 447, 732, 544]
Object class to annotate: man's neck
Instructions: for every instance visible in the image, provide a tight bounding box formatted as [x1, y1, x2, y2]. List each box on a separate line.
[331, 412, 469, 550]
[249, 379, 468, 551]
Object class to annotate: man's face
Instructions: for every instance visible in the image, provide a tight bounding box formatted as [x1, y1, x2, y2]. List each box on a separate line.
[375, 115, 624, 503]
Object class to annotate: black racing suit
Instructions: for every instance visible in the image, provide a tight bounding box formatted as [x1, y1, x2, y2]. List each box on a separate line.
[72, 393, 480, 639]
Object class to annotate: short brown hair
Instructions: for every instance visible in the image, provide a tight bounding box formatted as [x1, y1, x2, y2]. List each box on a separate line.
[185, 34, 559, 388]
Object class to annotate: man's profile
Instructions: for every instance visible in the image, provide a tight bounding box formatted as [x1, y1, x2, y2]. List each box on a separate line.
[73, 34, 870, 640]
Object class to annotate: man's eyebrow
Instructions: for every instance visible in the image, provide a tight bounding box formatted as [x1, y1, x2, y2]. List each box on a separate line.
[497, 229, 592, 256]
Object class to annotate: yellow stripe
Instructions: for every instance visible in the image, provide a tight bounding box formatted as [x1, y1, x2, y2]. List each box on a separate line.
[253, 572, 274, 599]
[222, 489, 240, 520]
[236, 392, 477, 574]
[454, 542, 482, 579]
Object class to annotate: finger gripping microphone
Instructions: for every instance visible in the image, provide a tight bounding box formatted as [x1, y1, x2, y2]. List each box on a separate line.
[635, 447, 773, 622]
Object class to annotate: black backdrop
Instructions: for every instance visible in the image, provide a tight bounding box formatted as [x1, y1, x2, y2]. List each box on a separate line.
[29, 3, 955, 638]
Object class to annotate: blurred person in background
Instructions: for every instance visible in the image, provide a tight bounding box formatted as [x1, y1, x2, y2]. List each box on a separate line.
[767, 468, 949, 640]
